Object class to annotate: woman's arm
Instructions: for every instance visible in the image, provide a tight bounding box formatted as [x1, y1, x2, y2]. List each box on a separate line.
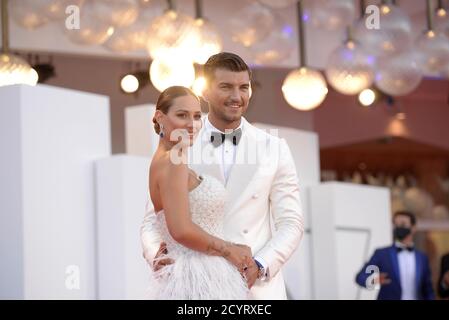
[159, 158, 251, 271]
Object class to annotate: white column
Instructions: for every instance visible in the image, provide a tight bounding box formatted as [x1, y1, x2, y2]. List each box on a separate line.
[309, 182, 392, 299]
[95, 155, 151, 299]
[0, 84, 111, 299]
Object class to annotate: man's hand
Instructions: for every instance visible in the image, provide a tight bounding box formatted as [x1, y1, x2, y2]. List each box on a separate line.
[244, 259, 259, 289]
[375, 272, 391, 286]
[152, 242, 174, 272]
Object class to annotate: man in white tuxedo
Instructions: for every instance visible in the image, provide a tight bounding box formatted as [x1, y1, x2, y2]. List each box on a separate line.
[141, 52, 304, 299]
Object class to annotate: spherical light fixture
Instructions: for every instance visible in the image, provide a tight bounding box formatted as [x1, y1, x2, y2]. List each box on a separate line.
[282, 1, 327, 111]
[149, 56, 195, 92]
[375, 51, 422, 96]
[282, 67, 328, 111]
[0, 1, 37, 87]
[325, 32, 376, 95]
[354, 2, 413, 57]
[358, 88, 376, 106]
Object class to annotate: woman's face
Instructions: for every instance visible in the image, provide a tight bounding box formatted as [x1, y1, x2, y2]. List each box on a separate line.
[157, 94, 202, 146]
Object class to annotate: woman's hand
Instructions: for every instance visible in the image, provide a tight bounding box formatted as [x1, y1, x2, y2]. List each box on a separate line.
[225, 243, 253, 274]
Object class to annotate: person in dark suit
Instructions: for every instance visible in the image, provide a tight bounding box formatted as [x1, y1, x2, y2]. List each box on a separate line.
[355, 211, 435, 300]
[438, 253, 449, 299]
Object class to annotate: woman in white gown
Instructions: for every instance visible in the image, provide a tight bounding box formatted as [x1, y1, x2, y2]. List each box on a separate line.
[146, 86, 250, 299]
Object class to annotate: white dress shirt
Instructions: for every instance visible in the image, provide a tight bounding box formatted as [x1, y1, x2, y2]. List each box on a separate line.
[204, 116, 243, 183]
[396, 242, 417, 300]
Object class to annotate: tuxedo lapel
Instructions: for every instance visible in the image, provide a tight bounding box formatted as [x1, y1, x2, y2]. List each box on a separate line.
[414, 252, 422, 294]
[389, 246, 401, 285]
[224, 119, 258, 213]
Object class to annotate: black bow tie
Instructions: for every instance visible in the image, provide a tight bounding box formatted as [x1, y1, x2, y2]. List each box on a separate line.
[396, 246, 414, 252]
[210, 128, 242, 147]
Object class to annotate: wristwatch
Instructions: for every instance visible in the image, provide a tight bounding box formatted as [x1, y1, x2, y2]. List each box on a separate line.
[254, 259, 267, 281]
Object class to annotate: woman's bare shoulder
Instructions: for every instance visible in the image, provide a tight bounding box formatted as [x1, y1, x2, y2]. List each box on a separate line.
[152, 151, 188, 178]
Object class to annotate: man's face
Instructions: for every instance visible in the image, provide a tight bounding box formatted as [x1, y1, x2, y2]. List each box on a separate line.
[203, 68, 251, 124]
[393, 214, 416, 237]
[393, 215, 412, 229]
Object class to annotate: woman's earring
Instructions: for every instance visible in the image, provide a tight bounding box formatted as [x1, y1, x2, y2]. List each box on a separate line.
[159, 124, 164, 138]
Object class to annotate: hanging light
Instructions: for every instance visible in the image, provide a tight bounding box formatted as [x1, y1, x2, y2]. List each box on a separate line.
[0, 0, 37, 87]
[229, 1, 275, 47]
[9, 0, 49, 30]
[120, 70, 149, 94]
[65, 0, 115, 46]
[149, 55, 195, 92]
[121, 74, 139, 93]
[325, 26, 376, 95]
[44, 0, 83, 20]
[354, 0, 413, 57]
[435, 0, 449, 37]
[86, 0, 139, 28]
[358, 88, 377, 106]
[375, 51, 422, 96]
[191, 0, 222, 65]
[415, 0, 449, 77]
[257, 0, 296, 9]
[306, 0, 355, 31]
[103, 1, 164, 53]
[146, 0, 199, 60]
[249, 16, 295, 65]
[282, 1, 328, 111]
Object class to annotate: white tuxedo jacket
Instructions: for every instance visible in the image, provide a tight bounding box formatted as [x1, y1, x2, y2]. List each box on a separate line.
[141, 117, 304, 299]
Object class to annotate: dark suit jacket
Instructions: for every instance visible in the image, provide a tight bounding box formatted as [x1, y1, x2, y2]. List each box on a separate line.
[438, 253, 449, 298]
[355, 245, 435, 300]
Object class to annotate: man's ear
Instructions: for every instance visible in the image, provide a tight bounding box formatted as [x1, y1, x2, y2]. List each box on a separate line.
[202, 86, 210, 103]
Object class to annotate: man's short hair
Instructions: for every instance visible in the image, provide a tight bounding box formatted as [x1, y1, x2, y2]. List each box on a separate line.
[203, 52, 252, 83]
[393, 211, 417, 226]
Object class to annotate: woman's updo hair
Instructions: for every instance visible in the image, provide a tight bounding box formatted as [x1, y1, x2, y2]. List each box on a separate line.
[153, 86, 200, 134]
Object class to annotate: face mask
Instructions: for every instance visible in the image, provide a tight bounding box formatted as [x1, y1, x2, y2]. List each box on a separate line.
[394, 226, 411, 240]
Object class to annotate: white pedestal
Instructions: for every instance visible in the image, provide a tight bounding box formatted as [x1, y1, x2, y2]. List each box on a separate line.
[95, 155, 151, 299]
[0, 84, 111, 299]
[309, 182, 392, 299]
